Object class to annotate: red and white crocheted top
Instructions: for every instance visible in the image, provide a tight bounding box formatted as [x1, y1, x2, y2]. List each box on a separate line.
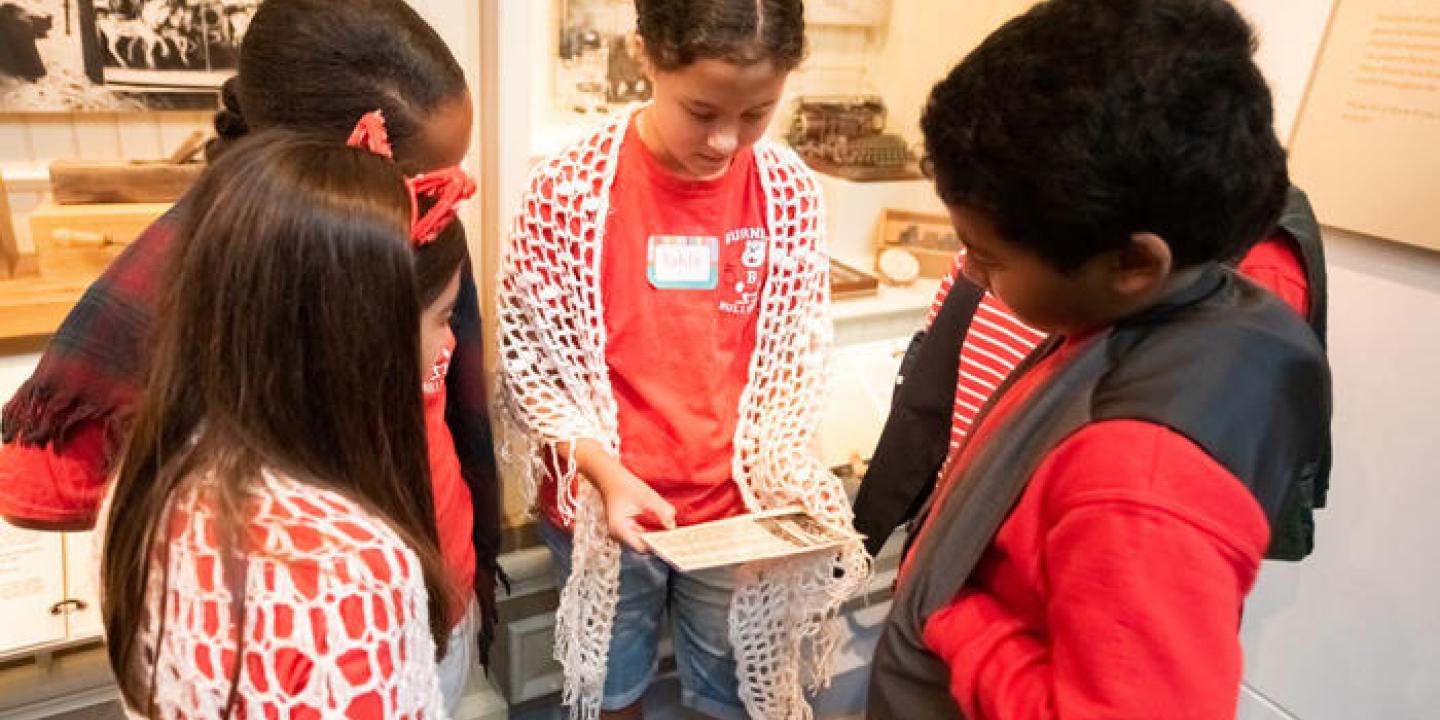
[116, 470, 445, 719]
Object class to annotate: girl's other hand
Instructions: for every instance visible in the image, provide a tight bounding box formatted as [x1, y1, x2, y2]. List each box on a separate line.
[569, 439, 677, 552]
[596, 470, 677, 553]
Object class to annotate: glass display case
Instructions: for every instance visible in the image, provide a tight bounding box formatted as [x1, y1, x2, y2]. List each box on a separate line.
[554, 0, 650, 116]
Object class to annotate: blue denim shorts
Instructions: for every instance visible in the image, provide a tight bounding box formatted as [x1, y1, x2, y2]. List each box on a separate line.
[538, 518, 745, 719]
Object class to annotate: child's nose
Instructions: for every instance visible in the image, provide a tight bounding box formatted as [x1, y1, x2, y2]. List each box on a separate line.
[708, 128, 739, 156]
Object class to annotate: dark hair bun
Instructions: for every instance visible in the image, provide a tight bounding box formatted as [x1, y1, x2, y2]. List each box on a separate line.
[214, 76, 249, 140]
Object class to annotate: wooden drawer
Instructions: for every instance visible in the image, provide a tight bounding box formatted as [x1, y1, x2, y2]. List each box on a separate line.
[28, 201, 168, 282]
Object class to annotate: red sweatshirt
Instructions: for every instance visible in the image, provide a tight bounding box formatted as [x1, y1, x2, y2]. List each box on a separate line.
[921, 415, 1270, 719]
[910, 235, 1310, 718]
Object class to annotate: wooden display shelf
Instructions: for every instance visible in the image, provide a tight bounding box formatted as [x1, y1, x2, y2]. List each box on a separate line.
[830, 256, 881, 300]
[806, 157, 924, 182]
[0, 177, 17, 279]
[0, 199, 167, 341]
[0, 271, 90, 340]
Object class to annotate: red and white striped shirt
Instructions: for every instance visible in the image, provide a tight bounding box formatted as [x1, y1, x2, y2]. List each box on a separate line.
[925, 253, 1048, 455]
[923, 232, 1309, 460]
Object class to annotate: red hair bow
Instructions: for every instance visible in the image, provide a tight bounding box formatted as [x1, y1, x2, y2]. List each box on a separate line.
[346, 110, 394, 159]
[409, 165, 477, 246]
[346, 110, 476, 246]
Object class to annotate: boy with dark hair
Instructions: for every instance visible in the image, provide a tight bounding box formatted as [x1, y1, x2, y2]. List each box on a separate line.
[867, 1, 1332, 718]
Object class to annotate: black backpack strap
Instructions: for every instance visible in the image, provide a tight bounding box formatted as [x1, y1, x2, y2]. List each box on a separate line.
[1274, 184, 1332, 514]
[1276, 185, 1328, 346]
[853, 277, 983, 557]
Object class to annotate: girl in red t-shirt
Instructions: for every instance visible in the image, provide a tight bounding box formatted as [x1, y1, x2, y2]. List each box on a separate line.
[497, 2, 867, 718]
[409, 171, 483, 711]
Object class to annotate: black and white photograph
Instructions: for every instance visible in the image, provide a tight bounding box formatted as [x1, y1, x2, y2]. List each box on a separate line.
[756, 512, 849, 549]
[0, 0, 256, 111]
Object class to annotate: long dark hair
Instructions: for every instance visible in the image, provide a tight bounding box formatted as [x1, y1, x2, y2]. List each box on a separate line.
[102, 130, 453, 716]
[636, 0, 807, 72]
[209, 0, 467, 171]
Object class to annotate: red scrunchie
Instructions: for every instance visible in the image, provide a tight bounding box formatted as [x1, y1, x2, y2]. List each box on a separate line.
[347, 110, 476, 246]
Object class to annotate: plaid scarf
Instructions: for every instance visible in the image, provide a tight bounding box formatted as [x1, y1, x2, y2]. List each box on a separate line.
[0, 198, 506, 664]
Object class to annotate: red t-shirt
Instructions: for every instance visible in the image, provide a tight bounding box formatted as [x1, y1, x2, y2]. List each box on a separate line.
[423, 336, 475, 620]
[1237, 230, 1311, 319]
[542, 119, 767, 529]
[141, 471, 441, 718]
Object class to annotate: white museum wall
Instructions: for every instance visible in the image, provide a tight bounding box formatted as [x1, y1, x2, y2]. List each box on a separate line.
[866, 0, 1039, 145]
[1221, 1, 1440, 717]
[1237, 229, 1440, 719]
[1232, 0, 1337, 144]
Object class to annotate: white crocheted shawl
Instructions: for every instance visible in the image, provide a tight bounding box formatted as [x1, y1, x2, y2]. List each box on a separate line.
[496, 107, 870, 719]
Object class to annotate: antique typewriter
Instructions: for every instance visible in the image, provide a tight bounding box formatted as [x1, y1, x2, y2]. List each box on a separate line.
[786, 95, 920, 181]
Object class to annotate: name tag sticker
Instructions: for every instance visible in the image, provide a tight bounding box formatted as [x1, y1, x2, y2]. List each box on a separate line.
[647, 235, 719, 290]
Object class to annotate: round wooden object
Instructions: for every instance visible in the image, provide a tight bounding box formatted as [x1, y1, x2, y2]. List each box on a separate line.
[877, 247, 921, 286]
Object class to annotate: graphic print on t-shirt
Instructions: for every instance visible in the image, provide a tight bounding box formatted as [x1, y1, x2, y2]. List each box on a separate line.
[719, 226, 768, 315]
[424, 343, 453, 396]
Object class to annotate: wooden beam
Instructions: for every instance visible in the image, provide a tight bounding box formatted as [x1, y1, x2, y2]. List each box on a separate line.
[0, 176, 17, 279]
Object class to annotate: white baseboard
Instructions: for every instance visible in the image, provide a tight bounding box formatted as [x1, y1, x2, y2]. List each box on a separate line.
[0, 645, 119, 720]
[457, 673, 511, 720]
[1237, 683, 1301, 720]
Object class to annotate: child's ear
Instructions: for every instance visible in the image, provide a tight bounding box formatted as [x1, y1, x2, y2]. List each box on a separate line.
[1109, 232, 1172, 298]
[633, 34, 655, 80]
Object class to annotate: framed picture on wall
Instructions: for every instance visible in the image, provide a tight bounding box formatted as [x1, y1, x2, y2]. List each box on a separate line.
[0, 0, 256, 112]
